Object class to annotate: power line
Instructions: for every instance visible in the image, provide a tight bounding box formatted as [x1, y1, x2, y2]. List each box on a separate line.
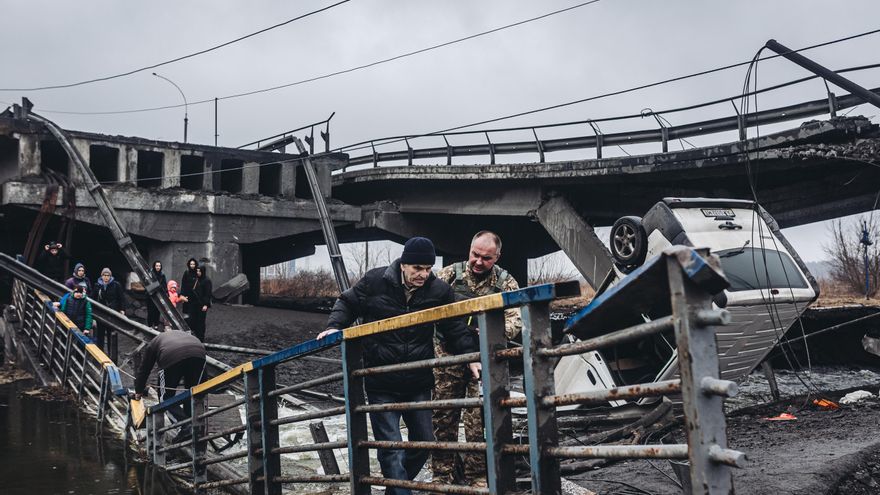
[0, 0, 352, 92]
[337, 27, 880, 153]
[35, 0, 603, 116]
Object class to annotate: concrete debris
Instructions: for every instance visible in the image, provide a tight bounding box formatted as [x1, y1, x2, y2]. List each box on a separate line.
[839, 390, 874, 404]
[212, 273, 250, 302]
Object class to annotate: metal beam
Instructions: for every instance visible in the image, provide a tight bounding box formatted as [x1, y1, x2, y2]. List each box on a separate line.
[534, 195, 615, 290]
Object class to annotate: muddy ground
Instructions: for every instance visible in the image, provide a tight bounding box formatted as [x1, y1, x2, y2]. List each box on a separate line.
[570, 385, 880, 495]
[201, 303, 343, 396]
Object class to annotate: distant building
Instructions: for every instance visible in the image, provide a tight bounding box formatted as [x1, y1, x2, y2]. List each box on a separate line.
[261, 260, 296, 279]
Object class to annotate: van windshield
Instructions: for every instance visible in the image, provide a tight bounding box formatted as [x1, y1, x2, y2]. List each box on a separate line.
[715, 247, 809, 292]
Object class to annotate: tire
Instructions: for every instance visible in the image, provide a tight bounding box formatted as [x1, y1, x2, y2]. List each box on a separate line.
[610, 216, 648, 267]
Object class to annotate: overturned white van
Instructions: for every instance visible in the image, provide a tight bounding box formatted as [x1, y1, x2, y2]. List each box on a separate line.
[553, 198, 819, 407]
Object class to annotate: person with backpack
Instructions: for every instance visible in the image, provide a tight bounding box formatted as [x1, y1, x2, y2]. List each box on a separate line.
[432, 231, 522, 488]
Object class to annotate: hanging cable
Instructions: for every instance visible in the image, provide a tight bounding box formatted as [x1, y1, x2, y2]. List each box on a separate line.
[32, 1, 603, 115]
[0, 0, 353, 92]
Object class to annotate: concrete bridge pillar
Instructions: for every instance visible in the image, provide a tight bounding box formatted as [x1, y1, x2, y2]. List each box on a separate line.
[162, 150, 182, 189]
[18, 133, 40, 177]
[242, 161, 260, 195]
[205, 157, 218, 192]
[123, 146, 138, 185]
[71, 139, 90, 183]
[535, 195, 614, 291]
[280, 161, 296, 198]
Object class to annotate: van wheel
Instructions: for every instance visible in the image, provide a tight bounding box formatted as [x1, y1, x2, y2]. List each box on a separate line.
[610, 216, 648, 267]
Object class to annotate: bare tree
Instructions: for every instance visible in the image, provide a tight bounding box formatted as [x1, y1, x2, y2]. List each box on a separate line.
[823, 216, 879, 298]
[343, 242, 393, 282]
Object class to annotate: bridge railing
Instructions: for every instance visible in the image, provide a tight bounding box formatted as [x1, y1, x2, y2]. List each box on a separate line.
[136, 246, 745, 494]
[9, 278, 132, 433]
[339, 64, 880, 169]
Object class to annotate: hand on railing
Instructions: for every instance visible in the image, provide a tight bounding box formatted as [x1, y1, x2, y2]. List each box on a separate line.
[469, 362, 481, 380]
[317, 328, 340, 340]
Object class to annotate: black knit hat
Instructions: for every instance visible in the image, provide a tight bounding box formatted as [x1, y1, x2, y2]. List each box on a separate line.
[400, 237, 436, 265]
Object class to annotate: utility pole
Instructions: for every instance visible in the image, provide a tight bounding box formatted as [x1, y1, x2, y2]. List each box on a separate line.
[214, 97, 219, 146]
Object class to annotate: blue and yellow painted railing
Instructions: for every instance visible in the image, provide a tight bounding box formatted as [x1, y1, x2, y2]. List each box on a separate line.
[34, 289, 128, 396]
[147, 281, 578, 417]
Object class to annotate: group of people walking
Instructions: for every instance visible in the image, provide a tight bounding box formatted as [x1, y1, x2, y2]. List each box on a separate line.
[36, 242, 213, 346]
[318, 231, 521, 492]
[146, 258, 212, 341]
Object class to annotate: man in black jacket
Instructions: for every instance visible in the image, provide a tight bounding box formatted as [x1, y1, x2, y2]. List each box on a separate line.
[133, 330, 206, 421]
[317, 237, 479, 495]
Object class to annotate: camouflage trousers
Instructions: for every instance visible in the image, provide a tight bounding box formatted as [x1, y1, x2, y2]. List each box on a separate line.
[432, 342, 485, 484]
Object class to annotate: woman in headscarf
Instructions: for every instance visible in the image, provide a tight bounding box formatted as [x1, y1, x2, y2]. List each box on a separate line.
[186, 266, 212, 342]
[147, 260, 168, 329]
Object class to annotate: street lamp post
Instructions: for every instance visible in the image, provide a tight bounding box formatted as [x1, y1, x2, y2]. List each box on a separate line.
[152, 72, 188, 143]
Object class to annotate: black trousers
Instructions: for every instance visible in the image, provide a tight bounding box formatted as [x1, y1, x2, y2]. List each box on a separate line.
[187, 309, 207, 342]
[159, 356, 206, 421]
[92, 323, 112, 351]
[147, 300, 161, 327]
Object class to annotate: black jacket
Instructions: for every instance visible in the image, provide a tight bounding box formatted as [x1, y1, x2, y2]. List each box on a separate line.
[36, 249, 69, 282]
[189, 275, 213, 309]
[92, 278, 125, 311]
[326, 260, 476, 393]
[135, 331, 206, 394]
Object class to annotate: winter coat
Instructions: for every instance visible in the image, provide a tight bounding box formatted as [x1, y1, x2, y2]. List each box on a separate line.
[134, 331, 206, 394]
[180, 260, 198, 311]
[36, 249, 69, 282]
[92, 276, 125, 311]
[65, 263, 92, 293]
[326, 259, 476, 394]
[150, 267, 168, 294]
[60, 292, 93, 331]
[189, 275, 213, 310]
[167, 280, 181, 307]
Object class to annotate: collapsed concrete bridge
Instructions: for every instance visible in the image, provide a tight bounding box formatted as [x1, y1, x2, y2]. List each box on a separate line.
[1, 106, 879, 301]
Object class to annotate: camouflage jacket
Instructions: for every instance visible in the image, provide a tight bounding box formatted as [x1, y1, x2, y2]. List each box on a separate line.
[436, 262, 523, 341]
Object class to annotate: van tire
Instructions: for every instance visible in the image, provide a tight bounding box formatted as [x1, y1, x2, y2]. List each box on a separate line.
[610, 216, 648, 267]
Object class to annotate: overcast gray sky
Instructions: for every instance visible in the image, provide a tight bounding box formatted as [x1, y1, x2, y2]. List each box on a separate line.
[2, 0, 879, 262]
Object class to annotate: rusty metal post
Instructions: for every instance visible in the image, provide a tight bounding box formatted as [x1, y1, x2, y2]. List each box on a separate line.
[145, 413, 153, 461]
[61, 326, 73, 386]
[342, 337, 370, 495]
[258, 367, 283, 495]
[666, 255, 740, 493]
[191, 394, 209, 491]
[477, 309, 515, 494]
[153, 410, 166, 466]
[37, 300, 48, 361]
[521, 300, 561, 494]
[244, 371, 266, 494]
